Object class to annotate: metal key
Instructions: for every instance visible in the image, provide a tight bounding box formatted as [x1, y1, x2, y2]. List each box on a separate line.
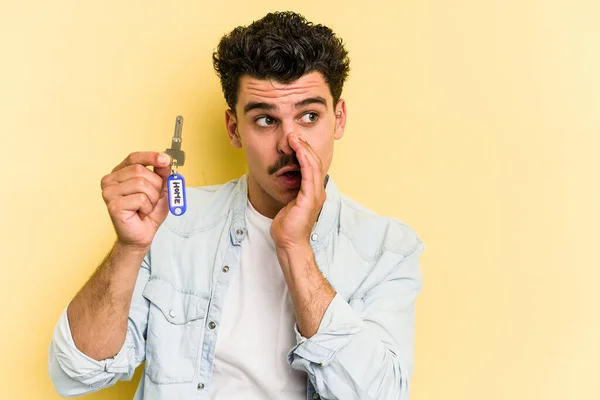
[166, 115, 187, 216]
[165, 115, 185, 172]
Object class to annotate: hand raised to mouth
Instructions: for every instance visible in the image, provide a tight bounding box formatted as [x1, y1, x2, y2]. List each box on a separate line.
[270, 133, 326, 252]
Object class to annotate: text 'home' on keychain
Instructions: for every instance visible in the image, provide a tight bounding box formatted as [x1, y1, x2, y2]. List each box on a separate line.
[165, 115, 187, 216]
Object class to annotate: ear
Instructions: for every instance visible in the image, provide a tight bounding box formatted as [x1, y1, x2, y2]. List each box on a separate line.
[225, 109, 242, 148]
[334, 99, 347, 140]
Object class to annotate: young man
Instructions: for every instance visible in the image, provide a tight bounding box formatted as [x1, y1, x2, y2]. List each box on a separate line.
[49, 11, 424, 400]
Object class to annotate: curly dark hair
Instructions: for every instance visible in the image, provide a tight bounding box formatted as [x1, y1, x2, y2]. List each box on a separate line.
[212, 11, 350, 112]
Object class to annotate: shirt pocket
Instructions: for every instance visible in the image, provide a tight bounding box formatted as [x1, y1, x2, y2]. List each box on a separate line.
[142, 277, 208, 384]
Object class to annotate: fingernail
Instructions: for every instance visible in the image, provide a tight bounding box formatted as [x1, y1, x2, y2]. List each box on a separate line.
[159, 154, 170, 164]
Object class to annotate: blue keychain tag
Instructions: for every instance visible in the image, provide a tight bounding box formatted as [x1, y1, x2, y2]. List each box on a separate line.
[168, 162, 187, 216]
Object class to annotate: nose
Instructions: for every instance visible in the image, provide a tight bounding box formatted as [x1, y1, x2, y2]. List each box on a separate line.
[276, 120, 295, 155]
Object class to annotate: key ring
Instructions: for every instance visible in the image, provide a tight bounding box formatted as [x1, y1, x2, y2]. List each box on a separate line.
[171, 159, 178, 175]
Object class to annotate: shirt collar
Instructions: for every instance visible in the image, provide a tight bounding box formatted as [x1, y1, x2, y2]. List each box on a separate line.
[229, 173, 340, 247]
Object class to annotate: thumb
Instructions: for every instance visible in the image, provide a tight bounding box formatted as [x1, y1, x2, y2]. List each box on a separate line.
[153, 153, 173, 179]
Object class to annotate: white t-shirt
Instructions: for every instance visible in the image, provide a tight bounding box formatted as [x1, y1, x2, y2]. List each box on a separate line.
[207, 200, 307, 399]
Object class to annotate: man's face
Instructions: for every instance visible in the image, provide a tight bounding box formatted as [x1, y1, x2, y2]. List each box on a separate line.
[225, 71, 346, 218]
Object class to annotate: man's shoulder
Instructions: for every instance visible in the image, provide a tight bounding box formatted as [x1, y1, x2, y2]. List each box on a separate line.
[337, 193, 424, 258]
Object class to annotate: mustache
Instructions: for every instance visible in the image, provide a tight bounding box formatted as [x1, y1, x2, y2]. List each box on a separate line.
[268, 153, 300, 175]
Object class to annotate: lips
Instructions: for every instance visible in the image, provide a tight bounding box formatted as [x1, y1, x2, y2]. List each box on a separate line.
[276, 165, 302, 189]
[277, 165, 301, 176]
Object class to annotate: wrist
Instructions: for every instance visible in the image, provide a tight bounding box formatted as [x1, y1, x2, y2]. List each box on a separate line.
[275, 240, 312, 258]
[113, 240, 150, 260]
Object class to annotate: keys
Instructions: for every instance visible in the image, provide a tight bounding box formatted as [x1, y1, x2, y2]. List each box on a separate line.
[166, 116, 187, 216]
[165, 115, 186, 170]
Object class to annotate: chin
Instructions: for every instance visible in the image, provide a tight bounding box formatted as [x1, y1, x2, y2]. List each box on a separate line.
[274, 188, 299, 205]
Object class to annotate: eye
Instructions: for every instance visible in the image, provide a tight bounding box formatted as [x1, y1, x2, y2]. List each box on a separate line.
[300, 112, 319, 124]
[255, 116, 277, 127]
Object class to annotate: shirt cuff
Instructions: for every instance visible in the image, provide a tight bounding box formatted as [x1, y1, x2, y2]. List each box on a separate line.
[287, 293, 364, 367]
[51, 304, 135, 385]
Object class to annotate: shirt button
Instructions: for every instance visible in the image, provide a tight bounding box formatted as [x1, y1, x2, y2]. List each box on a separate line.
[312, 394, 319, 399]
[169, 310, 175, 318]
[197, 383, 205, 390]
[311, 233, 318, 241]
[208, 321, 216, 329]
[222, 265, 230, 273]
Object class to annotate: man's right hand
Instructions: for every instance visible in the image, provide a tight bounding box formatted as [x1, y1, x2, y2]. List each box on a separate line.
[101, 151, 173, 251]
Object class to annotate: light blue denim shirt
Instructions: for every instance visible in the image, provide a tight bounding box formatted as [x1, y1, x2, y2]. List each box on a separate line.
[49, 174, 424, 400]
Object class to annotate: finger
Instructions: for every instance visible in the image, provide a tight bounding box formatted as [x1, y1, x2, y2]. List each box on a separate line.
[108, 192, 154, 219]
[100, 164, 167, 201]
[102, 177, 161, 209]
[288, 134, 316, 198]
[297, 137, 325, 197]
[290, 134, 325, 198]
[112, 151, 172, 175]
[102, 164, 164, 193]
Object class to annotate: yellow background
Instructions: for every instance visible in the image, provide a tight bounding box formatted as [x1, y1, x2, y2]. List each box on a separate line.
[1, 0, 598, 399]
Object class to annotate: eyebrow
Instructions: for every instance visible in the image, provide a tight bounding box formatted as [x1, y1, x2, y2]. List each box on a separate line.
[243, 96, 328, 114]
[244, 102, 277, 114]
[295, 96, 328, 109]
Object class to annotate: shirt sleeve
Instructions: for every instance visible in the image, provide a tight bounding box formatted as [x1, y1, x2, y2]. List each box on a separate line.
[287, 241, 424, 400]
[48, 256, 151, 397]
